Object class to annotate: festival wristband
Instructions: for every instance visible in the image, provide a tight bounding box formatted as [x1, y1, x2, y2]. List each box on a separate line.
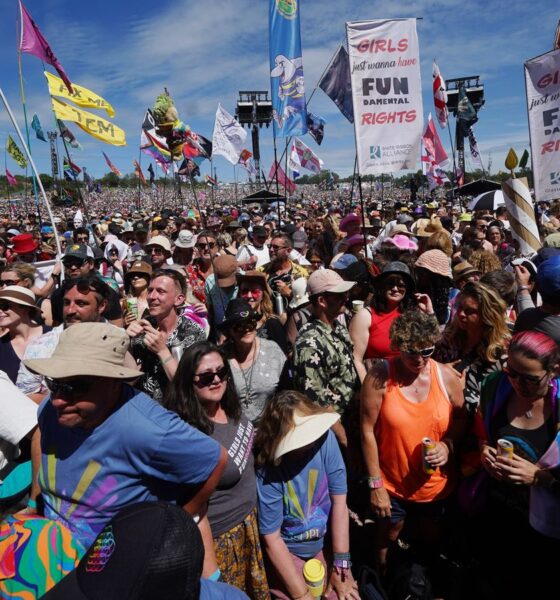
[208, 569, 221, 582]
[367, 476, 384, 489]
[160, 354, 174, 365]
[27, 498, 37, 509]
[333, 558, 352, 570]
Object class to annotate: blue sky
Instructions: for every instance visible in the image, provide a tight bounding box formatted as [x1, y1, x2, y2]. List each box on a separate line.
[0, 0, 557, 182]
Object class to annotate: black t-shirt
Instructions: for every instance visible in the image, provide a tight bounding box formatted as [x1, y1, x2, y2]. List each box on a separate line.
[0, 325, 51, 384]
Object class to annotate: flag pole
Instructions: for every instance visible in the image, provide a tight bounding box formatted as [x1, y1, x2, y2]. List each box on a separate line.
[0, 87, 61, 257]
[137, 151, 143, 210]
[284, 138, 289, 217]
[445, 121, 457, 198]
[273, 136, 281, 224]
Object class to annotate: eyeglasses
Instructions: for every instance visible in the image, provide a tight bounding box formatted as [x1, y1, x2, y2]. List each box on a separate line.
[0, 279, 21, 287]
[196, 242, 216, 250]
[231, 319, 257, 332]
[504, 366, 548, 386]
[403, 346, 435, 358]
[270, 244, 287, 251]
[193, 366, 229, 388]
[45, 377, 93, 398]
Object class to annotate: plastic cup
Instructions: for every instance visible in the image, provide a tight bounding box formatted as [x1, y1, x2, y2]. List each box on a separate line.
[352, 300, 364, 313]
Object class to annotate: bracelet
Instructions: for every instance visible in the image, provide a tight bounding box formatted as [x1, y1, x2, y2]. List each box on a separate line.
[208, 569, 221, 582]
[160, 354, 174, 365]
[333, 552, 351, 560]
[333, 558, 352, 570]
[517, 285, 529, 291]
[367, 476, 384, 489]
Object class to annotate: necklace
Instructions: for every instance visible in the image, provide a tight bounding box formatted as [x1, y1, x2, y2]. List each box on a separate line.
[525, 409, 533, 419]
[238, 340, 257, 407]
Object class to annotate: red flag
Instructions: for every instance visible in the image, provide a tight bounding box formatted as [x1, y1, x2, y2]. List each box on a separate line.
[19, 1, 73, 94]
[432, 61, 448, 129]
[422, 114, 449, 168]
[5, 169, 18, 187]
[102, 152, 122, 177]
[133, 160, 147, 186]
[268, 161, 296, 194]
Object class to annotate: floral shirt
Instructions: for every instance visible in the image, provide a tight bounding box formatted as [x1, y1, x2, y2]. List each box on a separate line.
[186, 260, 209, 303]
[292, 318, 359, 415]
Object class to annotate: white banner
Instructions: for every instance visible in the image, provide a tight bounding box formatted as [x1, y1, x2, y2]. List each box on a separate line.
[525, 49, 560, 202]
[346, 18, 423, 174]
[212, 104, 247, 165]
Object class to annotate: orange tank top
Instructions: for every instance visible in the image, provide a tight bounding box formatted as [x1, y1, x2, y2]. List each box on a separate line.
[375, 358, 454, 502]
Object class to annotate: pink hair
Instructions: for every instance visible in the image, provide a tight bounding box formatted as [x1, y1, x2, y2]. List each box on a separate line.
[509, 331, 559, 371]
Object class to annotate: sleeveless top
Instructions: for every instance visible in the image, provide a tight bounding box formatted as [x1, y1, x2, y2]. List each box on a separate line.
[375, 358, 454, 502]
[364, 307, 400, 360]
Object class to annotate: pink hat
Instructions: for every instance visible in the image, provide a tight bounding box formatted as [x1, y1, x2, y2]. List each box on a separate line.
[415, 249, 452, 278]
[339, 213, 361, 233]
[307, 269, 355, 296]
[344, 234, 366, 248]
[383, 234, 418, 251]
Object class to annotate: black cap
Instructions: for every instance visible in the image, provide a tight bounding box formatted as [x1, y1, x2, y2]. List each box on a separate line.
[218, 298, 260, 330]
[64, 244, 90, 261]
[41, 502, 204, 600]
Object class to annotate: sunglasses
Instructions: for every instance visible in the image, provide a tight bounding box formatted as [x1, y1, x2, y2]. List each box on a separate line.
[0, 299, 17, 311]
[270, 244, 287, 250]
[193, 365, 229, 388]
[232, 318, 257, 332]
[0, 279, 21, 287]
[383, 278, 407, 290]
[45, 377, 93, 398]
[240, 288, 263, 297]
[149, 247, 165, 255]
[63, 259, 85, 268]
[196, 242, 216, 250]
[504, 366, 548, 386]
[403, 346, 435, 358]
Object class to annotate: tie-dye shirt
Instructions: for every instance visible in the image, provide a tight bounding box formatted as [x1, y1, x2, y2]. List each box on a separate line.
[256, 430, 346, 558]
[38, 386, 221, 550]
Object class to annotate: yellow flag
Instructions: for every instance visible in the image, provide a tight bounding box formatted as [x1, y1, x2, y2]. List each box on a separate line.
[51, 97, 126, 147]
[45, 71, 115, 118]
[6, 135, 27, 168]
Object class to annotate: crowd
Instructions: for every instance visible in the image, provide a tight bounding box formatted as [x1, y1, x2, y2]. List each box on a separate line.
[0, 186, 559, 600]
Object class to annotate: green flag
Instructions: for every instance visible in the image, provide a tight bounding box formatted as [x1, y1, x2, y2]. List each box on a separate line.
[519, 149, 529, 169]
[6, 136, 27, 169]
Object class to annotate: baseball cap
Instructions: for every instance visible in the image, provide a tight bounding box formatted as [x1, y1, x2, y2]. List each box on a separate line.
[64, 244, 90, 261]
[307, 269, 356, 296]
[41, 502, 204, 600]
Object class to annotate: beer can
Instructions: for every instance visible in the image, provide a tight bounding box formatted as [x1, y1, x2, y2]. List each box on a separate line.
[497, 439, 514, 459]
[422, 437, 436, 475]
[126, 297, 139, 319]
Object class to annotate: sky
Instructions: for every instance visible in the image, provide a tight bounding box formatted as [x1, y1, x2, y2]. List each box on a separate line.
[0, 0, 557, 184]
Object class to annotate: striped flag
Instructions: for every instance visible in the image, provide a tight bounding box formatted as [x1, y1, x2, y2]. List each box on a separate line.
[63, 157, 81, 176]
[102, 152, 122, 177]
[432, 61, 448, 129]
[502, 177, 541, 255]
[205, 174, 218, 186]
[133, 160, 147, 185]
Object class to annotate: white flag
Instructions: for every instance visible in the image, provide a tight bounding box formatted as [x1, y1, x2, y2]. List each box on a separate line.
[212, 104, 247, 165]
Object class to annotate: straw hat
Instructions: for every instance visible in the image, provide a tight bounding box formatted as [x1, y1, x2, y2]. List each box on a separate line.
[0, 286, 41, 315]
[274, 410, 340, 460]
[23, 322, 142, 380]
[412, 217, 445, 238]
[415, 249, 452, 278]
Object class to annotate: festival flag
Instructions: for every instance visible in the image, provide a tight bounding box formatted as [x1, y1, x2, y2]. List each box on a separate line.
[238, 150, 257, 179]
[269, 0, 308, 136]
[19, 1, 73, 93]
[44, 71, 115, 118]
[289, 137, 324, 175]
[455, 167, 464, 187]
[133, 160, 147, 185]
[5, 169, 18, 186]
[178, 159, 200, 178]
[182, 133, 212, 161]
[318, 45, 354, 123]
[457, 84, 478, 137]
[6, 136, 27, 168]
[268, 161, 296, 193]
[467, 126, 485, 171]
[432, 61, 448, 129]
[83, 167, 94, 191]
[52, 97, 126, 146]
[212, 104, 247, 164]
[31, 114, 46, 142]
[147, 163, 155, 184]
[63, 157, 81, 176]
[205, 174, 218, 186]
[421, 114, 450, 190]
[519, 149, 530, 169]
[306, 112, 326, 145]
[102, 152, 122, 177]
[58, 120, 82, 149]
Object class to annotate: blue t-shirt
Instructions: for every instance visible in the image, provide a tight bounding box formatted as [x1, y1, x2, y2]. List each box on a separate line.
[38, 386, 222, 550]
[256, 430, 347, 558]
[200, 578, 250, 599]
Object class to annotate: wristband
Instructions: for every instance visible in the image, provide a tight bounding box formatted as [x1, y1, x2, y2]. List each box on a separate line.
[27, 498, 37, 509]
[517, 285, 529, 291]
[367, 476, 384, 489]
[208, 569, 221, 582]
[160, 354, 174, 365]
[333, 558, 352, 570]
[333, 552, 351, 560]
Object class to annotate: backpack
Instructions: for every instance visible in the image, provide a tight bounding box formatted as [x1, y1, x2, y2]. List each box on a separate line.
[388, 562, 432, 600]
[358, 565, 388, 600]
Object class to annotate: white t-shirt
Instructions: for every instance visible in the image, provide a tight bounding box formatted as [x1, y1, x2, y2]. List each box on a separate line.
[237, 244, 270, 268]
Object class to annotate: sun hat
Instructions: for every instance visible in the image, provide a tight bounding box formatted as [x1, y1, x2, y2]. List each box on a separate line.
[125, 260, 152, 279]
[12, 233, 38, 255]
[388, 224, 415, 238]
[213, 255, 238, 287]
[452, 261, 480, 283]
[307, 268, 356, 296]
[174, 230, 196, 249]
[218, 297, 260, 330]
[6, 228, 21, 236]
[415, 249, 452, 278]
[375, 261, 415, 290]
[383, 234, 418, 251]
[41, 502, 204, 600]
[144, 235, 171, 253]
[412, 217, 445, 238]
[226, 220, 241, 230]
[0, 285, 40, 314]
[339, 213, 361, 233]
[236, 270, 272, 295]
[289, 277, 309, 309]
[133, 221, 148, 234]
[23, 322, 142, 381]
[274, 410, 340, 460]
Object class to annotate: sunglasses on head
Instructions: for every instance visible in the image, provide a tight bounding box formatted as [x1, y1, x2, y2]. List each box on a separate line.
[193, 365, 229, 388]
[403, 346, 435, 358]
[45, 377, 93, 398]
[0, 279, 21, 287]
[504, 366, 548, 386]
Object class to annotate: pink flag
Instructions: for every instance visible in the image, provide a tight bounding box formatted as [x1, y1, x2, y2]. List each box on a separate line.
[422, 114, 449, 169]
[268, 161, 296, 194]
[5, 169, 18, 187]
[19, 1, 73, 93]
[432, 61, 448, 129]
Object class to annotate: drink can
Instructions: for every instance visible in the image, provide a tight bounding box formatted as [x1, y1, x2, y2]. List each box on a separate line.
[126, 297, 139, 319]
[303, 558, 325, 598]
[422, 437, 436, 475]
[497, 439, 514, 459]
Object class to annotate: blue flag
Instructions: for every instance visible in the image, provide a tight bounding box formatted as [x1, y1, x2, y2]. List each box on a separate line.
[457, 84, 478, 137]
[269, 0, 308, 137]
[307, 112, 326, 145]
[318, 45, 354, 123]
[31, 114, 46, 142]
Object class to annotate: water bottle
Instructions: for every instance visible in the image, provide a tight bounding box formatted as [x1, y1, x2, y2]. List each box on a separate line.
[273, 291, 285, 316]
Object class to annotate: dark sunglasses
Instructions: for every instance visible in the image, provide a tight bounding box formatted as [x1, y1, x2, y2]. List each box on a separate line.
[383, 277, 407, 290]
[403, 346, 435, 358]
[0, 279, 21, 287]
[193, 366, 229, 388]
[63, 258, 85, 268]
[232, 318, 257, 332]
[504, 366, 548, 386]
[0, 299, 17, 311]
[149, 247, 165, 255]
[45, 377, 93, 398]
[196, 242, 216, 250]
[270, 244, 287, 250]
